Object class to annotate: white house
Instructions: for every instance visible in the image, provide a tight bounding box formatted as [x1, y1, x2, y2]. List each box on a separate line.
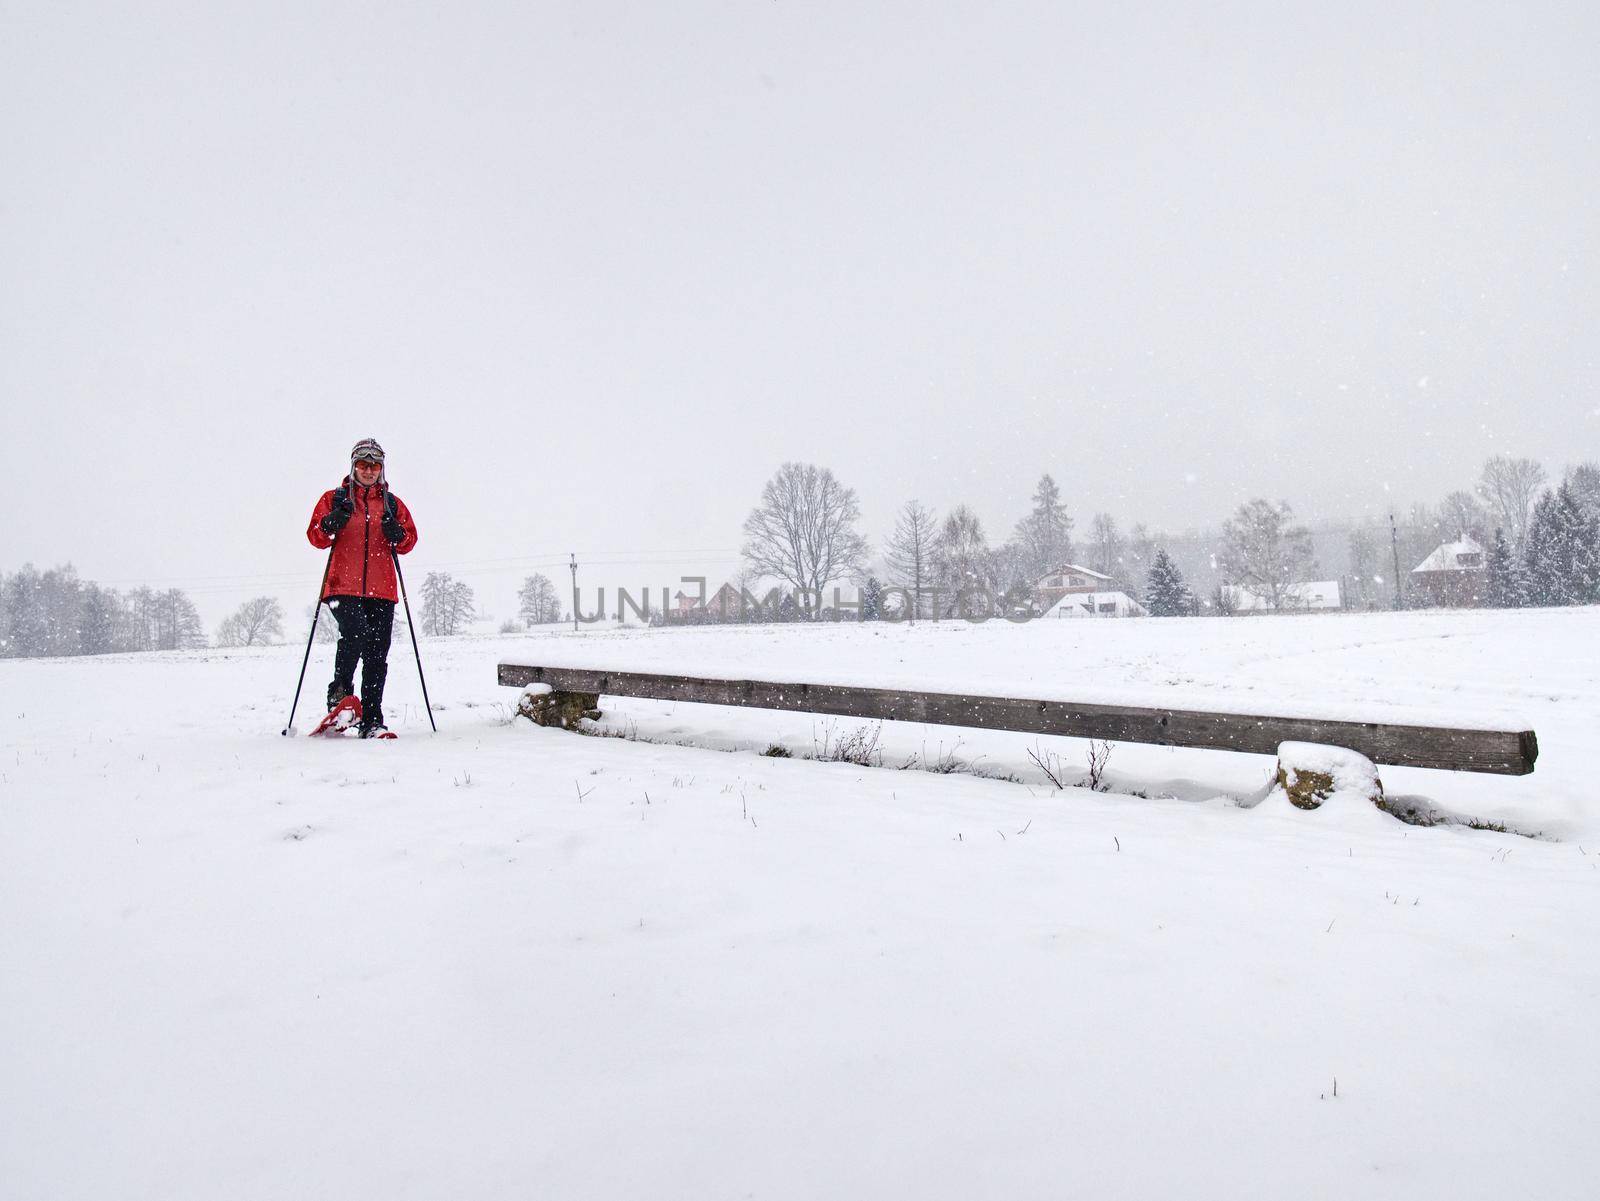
[1223, 580, 1343, 612]
[1044, 590, 1149, 619]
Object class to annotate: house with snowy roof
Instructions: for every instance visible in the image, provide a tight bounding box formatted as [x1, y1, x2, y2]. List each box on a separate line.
[1043, 590, 1149, 619]
[703, 582, 744, 619]
[1033, 563, 1116, 612]
[1410, 537, 1486, 608]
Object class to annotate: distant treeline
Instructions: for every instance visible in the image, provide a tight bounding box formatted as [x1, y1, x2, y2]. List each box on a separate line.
[9, 457, 1599, 658]
[0, 564, 208, 658]
[726, 454, 1600, 619]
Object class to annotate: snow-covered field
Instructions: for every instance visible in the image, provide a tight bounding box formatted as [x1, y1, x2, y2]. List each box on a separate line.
[4, 608, 1598, 1200]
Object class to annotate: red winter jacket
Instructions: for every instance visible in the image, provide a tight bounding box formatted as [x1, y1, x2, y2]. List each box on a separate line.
[306, 480, 419, 602]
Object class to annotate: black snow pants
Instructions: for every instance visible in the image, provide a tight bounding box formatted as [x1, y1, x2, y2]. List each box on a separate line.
[327, 596, 396, 725]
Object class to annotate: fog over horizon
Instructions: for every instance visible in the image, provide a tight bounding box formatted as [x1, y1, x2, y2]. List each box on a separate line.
[4, 1, 1595, 625]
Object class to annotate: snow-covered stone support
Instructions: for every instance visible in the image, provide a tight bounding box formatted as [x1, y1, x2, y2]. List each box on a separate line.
[516, 682, 602, 731]
[1274, 742, 1384, 811]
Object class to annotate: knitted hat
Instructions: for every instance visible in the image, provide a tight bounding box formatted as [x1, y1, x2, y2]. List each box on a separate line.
[349, 438, 386, 486]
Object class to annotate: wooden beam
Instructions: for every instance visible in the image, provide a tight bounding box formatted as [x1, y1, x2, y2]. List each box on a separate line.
[498, 663, 1537, 776]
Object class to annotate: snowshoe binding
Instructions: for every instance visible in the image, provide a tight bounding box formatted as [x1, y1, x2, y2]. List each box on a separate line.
[309, 694, 362, 737]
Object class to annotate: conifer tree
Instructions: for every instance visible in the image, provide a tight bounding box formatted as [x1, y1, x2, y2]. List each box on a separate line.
[1013, 475, 1074, 579]
[859, 577, 884, 621]
[1523, 493, 1559, 605]
[1483, 528, 1524, 608]
[1144, 550, 1192, 616]
[1523, 484, 1600, 606]
[1564, 461, 1600, 523]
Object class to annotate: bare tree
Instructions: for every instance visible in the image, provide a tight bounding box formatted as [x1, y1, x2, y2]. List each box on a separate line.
[1346, 523, 1384, 609]
[1087, 512, 1125, 580]
[989, 541, 1036, 612]
[78, 583, 123, 655]
[517, 573, 562, 626]
[420, 571, 476, 636]
[730, 564, 769, 622]
[306, 604, 337, 644]
[1476, 455, 1546, 550]
[216, 596, 285, 647]
[741, 462, 868, 618]
[2, 569, 201, 657]
[151, 588, 207, 650]
[0, 565, 47, 657]
[1122, 523, 1159, 599]
[933, 504, 995, 615]
[124, 586, 159, 652]
[38, 564, 83, 656]
[1217, 499, 1316, 610]
[1439, 490, 1489, 542]
[883, 499, 938, 620]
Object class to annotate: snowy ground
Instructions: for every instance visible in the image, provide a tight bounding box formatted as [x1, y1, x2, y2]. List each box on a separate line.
[3, 608, 1598, 1200]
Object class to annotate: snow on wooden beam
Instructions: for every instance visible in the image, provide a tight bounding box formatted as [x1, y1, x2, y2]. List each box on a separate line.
[496, 663, 1538, 776]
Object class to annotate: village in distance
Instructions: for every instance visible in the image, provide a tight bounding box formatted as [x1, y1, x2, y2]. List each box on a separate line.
[1, 452, 1596, 656]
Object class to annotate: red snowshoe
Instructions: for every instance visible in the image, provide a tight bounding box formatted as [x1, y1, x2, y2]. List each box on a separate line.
[309, 695, 362, 737]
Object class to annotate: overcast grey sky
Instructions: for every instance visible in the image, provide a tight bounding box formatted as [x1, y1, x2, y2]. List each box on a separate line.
[3, 0, 1595, 623]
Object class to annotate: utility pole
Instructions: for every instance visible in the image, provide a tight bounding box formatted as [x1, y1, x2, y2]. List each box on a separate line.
[569, 553, 580, 631]
[1388, 512, 1404, 610]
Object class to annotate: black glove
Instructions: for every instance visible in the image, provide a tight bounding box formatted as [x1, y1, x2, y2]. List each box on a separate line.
[319, 488, 354, 537]
[379, 492, 405, 545]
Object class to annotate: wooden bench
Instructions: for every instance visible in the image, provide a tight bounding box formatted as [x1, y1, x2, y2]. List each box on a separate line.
[497, 663, 1538, 776]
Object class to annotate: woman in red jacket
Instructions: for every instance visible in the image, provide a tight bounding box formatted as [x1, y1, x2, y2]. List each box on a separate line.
[306, 438, 418, 738]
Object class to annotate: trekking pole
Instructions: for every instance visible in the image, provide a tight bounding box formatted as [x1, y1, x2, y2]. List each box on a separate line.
[391, 550, 437, 732]
[282, 549, 335, 735]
